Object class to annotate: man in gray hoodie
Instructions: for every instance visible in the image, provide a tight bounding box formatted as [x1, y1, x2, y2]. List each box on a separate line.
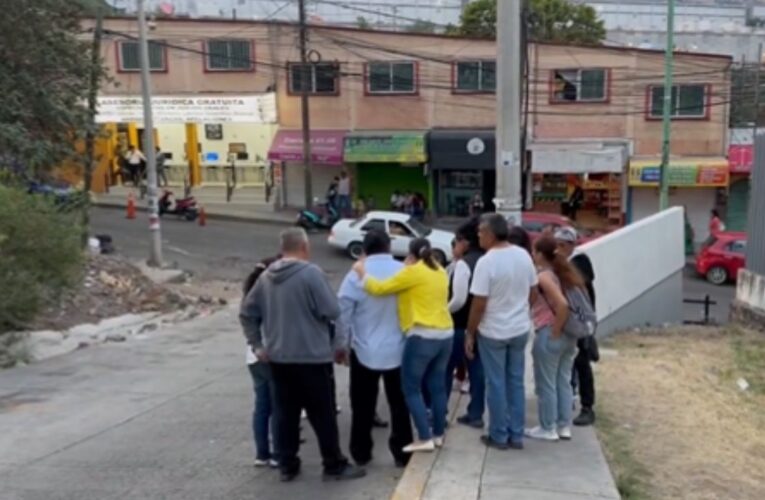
[240, 227, 365, 483]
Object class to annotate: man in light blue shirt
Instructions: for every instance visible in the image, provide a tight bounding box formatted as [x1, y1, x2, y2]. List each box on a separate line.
[337, 230, 413, 467]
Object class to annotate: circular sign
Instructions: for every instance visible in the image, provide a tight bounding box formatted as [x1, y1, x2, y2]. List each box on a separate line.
[466, 137, 485, 155]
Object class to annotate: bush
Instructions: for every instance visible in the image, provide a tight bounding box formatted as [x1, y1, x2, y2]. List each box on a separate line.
[0, 185, 83, 334]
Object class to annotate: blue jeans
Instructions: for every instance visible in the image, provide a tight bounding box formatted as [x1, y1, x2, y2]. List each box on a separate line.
[445, 329, 485, 421]
[478, 333, 529, 445]
[532, 326, 577, 431]
[337, 195, 351, 216]
[401, 335, 452, 441]
[248, 362, 279, 461]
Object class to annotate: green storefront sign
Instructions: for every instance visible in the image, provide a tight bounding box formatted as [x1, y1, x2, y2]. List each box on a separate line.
[344, 133, 426, 163]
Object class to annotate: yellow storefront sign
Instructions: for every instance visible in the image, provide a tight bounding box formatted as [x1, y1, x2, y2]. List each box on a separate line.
[629, 158, 729, 188]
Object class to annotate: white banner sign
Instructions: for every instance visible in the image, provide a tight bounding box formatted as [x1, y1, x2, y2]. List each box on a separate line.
[95, 94, 277, 124]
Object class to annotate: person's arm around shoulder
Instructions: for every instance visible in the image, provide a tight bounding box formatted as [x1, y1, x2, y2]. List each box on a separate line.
[361, 262, 420, 296]
[539, 271, 568, 338]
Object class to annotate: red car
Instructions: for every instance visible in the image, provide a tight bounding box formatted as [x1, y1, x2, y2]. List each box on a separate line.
[519, 212, 602, 244]
[695, 231, 747, 285]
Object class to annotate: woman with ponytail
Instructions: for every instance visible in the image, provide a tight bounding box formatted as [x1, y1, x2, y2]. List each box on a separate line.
[526, 235, 584, 442]
[353, 238, 453, 453]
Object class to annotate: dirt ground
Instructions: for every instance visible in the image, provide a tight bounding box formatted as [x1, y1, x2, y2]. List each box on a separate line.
[597, 326, 765, 500]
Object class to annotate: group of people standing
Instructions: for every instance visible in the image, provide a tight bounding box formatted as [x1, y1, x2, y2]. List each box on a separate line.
[239, 213, 597, 482]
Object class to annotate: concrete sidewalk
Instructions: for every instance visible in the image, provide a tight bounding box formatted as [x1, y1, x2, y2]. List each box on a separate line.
[394, 344, 620, 500]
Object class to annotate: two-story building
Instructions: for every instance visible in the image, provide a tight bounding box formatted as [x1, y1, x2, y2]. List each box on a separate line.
[85, 16, 732, 239]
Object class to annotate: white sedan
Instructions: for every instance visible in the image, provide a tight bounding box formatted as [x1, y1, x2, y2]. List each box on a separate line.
[328, 211, 455, 263]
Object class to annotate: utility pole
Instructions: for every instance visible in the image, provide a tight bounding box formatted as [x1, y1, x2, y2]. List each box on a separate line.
[658, 0, 675, 210]
[82, 11, 103, 246]
[752, 43, 762, 139]
[137, 0, 163, 267]
[494, 0, 523, 224]
[298, 0, 314, 208]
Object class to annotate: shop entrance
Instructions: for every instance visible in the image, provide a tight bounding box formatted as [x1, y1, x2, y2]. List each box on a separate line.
[532, 173, 623, 229]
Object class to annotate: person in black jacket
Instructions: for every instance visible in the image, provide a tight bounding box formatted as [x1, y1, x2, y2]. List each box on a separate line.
[554, 227, 597, 426]
[444, 218, 486, 428]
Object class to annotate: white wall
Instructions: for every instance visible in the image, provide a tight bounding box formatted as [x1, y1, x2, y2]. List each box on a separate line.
[631, 187, 717, 243]
[578, 207, 685, 322]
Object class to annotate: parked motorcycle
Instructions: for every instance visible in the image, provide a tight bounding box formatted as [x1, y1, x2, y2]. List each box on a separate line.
[159, 190, 198, 221]
[296, 198, 340, 230]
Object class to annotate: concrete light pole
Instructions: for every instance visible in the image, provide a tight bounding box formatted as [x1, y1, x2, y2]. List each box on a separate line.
[658, 0, 675, 210]
[137, 0, 163, 267]
[494, 0, 523, 224]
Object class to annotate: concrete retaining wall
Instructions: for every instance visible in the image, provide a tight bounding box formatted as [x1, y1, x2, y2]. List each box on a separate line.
[731, 269, 765, 331]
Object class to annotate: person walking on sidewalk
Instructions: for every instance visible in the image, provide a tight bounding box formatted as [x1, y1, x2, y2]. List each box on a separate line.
[240, 228, 365, 482]
[337, 171, 352, 217]
[526, 235, 583, 442]
[338, 230, 414, 467]
[445, 219, 485, 429]
[554, 227, 598, 427]
[243, 256, 281, 469]
[466, 214, 538, 450]
[124, 144, 145, 186]
[353, 238, 453, 453]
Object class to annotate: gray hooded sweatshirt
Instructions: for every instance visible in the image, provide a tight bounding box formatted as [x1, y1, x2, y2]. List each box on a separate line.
[240, 259, 342, 364]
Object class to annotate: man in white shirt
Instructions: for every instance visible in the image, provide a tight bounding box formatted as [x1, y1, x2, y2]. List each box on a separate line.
[124, 144, 146, 186]
[337, 171, 352, 216]
[466, 214, 538, 450]
[337, 230, 413, 467]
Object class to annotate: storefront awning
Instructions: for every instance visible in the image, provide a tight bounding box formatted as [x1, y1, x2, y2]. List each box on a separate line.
[529, 141, 628, 174]
[267, 130, 346, 165]
[428, 130, 495, 170]
[629, 157, 729, 187]
[344, 131, 426, 164]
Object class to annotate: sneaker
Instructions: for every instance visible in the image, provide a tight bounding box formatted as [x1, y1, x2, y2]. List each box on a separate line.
[433, 436, 444, 448]
[269, 459, 279, 468]
[480, 435, 509, 450]
[558, 426, 572, 440]
[456, 414, 484, 429]
[254, 458, 271, 468]
[323, 464, 367, 482]
[301, 409, 307, 419]
[506, 439, 524, 450]
[460, 381, 470, 394]
[524, 426, 560, 442]
[403, 440, 436, 453]
[574, 408, 596, 427]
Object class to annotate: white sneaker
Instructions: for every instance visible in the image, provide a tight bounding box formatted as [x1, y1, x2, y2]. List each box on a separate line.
[433, 436, 444, 448]
[403, 440, 436, 453]
[301, 409, 307, 419]
[524, 426, 560, 442]
[460, 381, 470, 394]
[557, 426, 572, 440]
[254, 458, 271, 467]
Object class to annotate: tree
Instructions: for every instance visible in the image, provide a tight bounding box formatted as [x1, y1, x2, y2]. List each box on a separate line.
[357, 16, 370, 29]
[0, 0, 105, 178]
[406, 19, 437, 34]
[455, 0, 606, 45]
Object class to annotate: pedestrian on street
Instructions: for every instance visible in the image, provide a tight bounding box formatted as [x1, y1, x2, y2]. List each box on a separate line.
[445, 218, 485, 429]
[240, 228, 365, 482]
[526, 235, 584, 442]
[554, 227, 598, 427]
[338, 230, 414, 467]
[327, 176, 339, 212]
[243, 255, 281, 469]
[337, 171, 352, 217]
[466, 214, 538, 450]
[709, 208, 725, 235]
[353, 238, 453, 453]
[155, 146, 168, 187]
[124, 144, 145, 186]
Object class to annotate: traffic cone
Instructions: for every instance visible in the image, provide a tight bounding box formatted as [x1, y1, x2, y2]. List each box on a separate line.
[126, 192, 136, 220]
[198, 205, 207, 226]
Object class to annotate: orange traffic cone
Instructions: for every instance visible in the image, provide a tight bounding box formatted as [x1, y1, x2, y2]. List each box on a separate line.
[126, 192, 136, 220]
[198, 205, 207, 226]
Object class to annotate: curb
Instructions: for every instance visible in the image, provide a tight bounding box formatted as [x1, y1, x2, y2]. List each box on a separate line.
[93, 200, 297, 227]
[390, 392, 464, 500]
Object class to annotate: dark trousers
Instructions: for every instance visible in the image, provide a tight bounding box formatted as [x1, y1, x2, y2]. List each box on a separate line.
[349, 351, 413, 465]
[573, 342, 595, 409]
[270, 362, 348, 474]
[444, 329, 485, 421]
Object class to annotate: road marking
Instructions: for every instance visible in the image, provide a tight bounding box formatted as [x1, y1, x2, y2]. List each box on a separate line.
[166, 245, 193, 257]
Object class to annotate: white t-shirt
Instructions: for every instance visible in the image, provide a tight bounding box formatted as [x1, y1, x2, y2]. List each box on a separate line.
[470, 245, 538, 340]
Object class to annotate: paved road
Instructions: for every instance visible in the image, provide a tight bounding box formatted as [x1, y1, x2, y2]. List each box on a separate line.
[91, 207, 736, 324]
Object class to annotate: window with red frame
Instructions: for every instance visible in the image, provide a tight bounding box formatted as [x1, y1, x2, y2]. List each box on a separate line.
[455, 61, 496, 93]
[118, 40, 165, 71]
[551, 68, 607, 103]
[648, 84, 707, 118]
[205, 40, 252, 71]
[367, 62, 416, 94]
[288, 63, 339, 95]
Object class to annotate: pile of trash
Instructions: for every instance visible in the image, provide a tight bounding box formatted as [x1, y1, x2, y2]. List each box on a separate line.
[32, 255, 191, 332]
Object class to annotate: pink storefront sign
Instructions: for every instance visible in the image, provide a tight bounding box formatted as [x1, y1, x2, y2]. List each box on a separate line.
[268, 130, 346, 165]
[728, 144, 753, 174]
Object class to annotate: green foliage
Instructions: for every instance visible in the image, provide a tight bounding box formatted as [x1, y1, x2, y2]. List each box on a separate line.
[357, 16, 370, 29]
[0, 186, 84, 334]
[0, 0, 104, 177]
[455, 0, 606, 45]
[406, 19, 438, 34]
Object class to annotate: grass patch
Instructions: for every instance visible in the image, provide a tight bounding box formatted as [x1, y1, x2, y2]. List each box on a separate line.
[730, 331, 765, 395]
[596, 409, 653, 500]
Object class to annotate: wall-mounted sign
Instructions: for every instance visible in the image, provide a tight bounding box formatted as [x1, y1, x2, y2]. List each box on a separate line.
[96, 94, 277, 124]
[466, 137, 486, 156]
[344, 132, 426, 163]
[629, 158, 729, 188]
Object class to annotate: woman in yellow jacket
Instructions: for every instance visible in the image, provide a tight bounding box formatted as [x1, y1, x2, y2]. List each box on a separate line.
[353, 238, 453, 453]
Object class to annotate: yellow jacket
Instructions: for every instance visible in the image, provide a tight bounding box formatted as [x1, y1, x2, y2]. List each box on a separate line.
[364, 260, 453, 333]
